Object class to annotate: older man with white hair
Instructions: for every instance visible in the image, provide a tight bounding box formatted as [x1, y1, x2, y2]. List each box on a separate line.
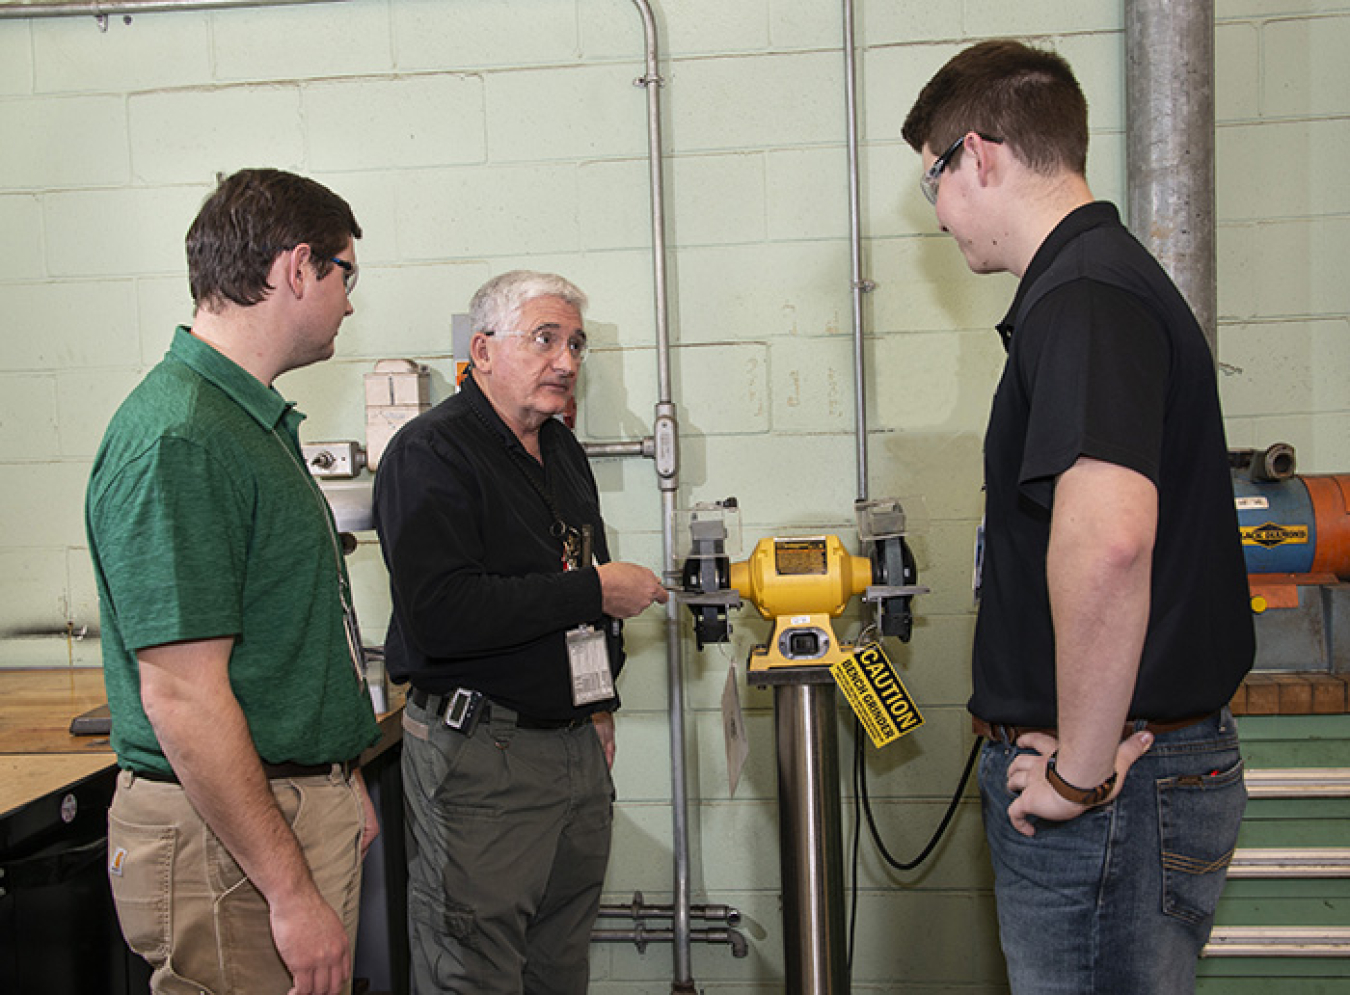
[374, 270, 667, 995]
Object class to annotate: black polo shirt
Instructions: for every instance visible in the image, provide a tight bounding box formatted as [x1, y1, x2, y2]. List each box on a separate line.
[373, 372, 622, 721]
[970, 202, 1253, 726]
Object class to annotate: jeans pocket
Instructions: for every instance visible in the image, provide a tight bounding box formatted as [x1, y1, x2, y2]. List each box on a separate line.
[106, 812, 176, 962]
[1158, 756, 1246, 924]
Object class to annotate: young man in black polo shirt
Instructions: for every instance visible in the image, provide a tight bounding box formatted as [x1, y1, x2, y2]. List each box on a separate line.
[903, 40, 1253, 994]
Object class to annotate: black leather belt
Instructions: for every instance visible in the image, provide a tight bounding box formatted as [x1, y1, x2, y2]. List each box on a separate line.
[128, 759, 356, 784]
[409, 688, 592, 731]
[972, 712, 1214, 744]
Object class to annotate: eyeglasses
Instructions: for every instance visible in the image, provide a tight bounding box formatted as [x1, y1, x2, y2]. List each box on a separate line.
[327, 256, 359, 295]
[488, 323, 589, 363]
[921, 132, 1003, 205]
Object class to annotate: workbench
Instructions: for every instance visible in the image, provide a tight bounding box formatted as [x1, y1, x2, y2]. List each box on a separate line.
[0, 666, 409, 995]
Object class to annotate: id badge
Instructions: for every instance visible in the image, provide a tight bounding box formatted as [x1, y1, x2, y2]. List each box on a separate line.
[567, 624, 615, 706]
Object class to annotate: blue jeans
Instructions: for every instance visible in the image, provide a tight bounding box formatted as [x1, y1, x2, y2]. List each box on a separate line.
[979, 708, 1246, 995]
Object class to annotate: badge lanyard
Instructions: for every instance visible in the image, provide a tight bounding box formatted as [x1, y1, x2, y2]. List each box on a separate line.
[269, 423, 367, 684]
[466, 390, 585, 571]
[467, 390, 614, 706]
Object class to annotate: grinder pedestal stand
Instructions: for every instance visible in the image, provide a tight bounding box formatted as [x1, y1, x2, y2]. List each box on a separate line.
[764, 665, 849, 995]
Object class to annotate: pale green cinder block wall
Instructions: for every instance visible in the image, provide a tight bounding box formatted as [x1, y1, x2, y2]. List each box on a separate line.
[1, 1, 1347, 992]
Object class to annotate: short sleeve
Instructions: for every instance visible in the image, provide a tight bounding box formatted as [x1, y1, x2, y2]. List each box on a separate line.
[90, 436, 249, 651]
[1016, 281, 1170, 507]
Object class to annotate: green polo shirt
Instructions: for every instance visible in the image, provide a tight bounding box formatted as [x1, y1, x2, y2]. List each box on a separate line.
[86, 327, 379, 776]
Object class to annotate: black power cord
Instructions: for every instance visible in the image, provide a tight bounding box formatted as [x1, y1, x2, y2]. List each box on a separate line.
[846, 724, 983, 972]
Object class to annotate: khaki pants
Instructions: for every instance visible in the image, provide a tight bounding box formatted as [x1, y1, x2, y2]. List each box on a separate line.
[106, 767, 365, 995]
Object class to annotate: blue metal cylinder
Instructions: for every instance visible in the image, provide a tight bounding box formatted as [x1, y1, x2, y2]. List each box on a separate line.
[1232, 476, 1316, 574]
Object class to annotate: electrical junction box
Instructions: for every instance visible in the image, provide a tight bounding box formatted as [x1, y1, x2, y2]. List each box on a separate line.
[365, 358, 430, 470]
[301, 441, 365, 479]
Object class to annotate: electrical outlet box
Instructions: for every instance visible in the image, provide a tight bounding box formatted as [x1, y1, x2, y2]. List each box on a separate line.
[301, 441, 365, 478]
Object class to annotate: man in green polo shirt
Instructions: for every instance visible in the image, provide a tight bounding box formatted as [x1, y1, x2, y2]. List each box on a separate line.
[86, 168, 381, 995]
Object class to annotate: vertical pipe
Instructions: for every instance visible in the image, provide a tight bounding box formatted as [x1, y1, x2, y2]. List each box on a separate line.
[1125, 0, 1218, 355]
[776, 683, 849, 994]
[629, 1, 694, 988]
[841, 0, 870, 502]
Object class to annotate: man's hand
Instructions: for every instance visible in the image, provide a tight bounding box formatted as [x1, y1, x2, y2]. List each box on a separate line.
[139, 641, 353, 995]
[592, 711, 617, 769]
[596, 561, 669, 618]
[352, 769, 380, 859]
[1004, 729, 1154, 838]
[270, 887, 352, 995]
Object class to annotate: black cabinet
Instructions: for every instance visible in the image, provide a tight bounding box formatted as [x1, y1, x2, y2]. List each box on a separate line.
[0, 764, 150, 995]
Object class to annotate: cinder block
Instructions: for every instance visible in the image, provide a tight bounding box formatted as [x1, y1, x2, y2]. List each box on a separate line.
[128, 87, 303, 186]
[307, 74, 485, 172]
[1264, 16, 1350, 119]
[1, 281, 139, 372]
[1218, 121, 1350, 222]
[0, 96, 128, 190]
[487, 64, 645, 163]
[668, 341, 770, 436]
[391, 0, 579, 72]
[871, 331, 1005, 434]
[1217, 318, 1350, 419]
[767, 147, 848, 242]
[1216, 22, 1261, 122]
[56, 369, 147, 458]
[211, 1, 392, 82]
[0, 24, 32, 96]
[33, 13, 208, 94]
[0, 194, 44, 279]
[672, 241, 852, 345]
[768, 334, 854, 435]
[961, 0, 1121, 36]
[0, 462, 89, 549]
[394, 164, 581, 260]
[578, 160, 650, 252]
[669, 153, 766, 247]
[669, 51, 842, 153]
[0, 374, 58, 460]
[45, 186, 206, 278]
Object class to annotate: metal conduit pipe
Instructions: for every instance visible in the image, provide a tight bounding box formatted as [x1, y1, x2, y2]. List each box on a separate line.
[841, 0, 871, 503]
[1125, 0, 1218, 354]
[0, 0, 343, 17]
[629, 1, 696, 991]
[581, 439, 654, 460]
[593, 926, 750, 960]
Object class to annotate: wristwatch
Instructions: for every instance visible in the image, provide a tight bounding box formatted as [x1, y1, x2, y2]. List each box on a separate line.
[1045, 752, 1117, 806]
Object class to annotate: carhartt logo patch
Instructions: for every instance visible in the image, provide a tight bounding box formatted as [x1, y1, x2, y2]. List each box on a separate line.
[109, 846, 128, 877]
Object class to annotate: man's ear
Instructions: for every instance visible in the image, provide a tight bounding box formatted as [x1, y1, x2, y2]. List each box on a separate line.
[969, 134, 1002, 187]
[469, 332, 493, 373]
[278, 244, 310, 298]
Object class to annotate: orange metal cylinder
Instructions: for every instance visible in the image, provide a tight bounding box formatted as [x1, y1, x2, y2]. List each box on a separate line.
[1306, 473, 1350, 580]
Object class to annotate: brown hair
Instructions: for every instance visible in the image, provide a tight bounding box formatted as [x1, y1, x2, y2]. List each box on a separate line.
[902, 40, 1088, 177]
[185, 168, 362, 312]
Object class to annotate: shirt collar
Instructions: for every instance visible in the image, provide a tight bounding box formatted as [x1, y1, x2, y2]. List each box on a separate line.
[170, 325, 302, 434]
[995, 201, 1121, 349]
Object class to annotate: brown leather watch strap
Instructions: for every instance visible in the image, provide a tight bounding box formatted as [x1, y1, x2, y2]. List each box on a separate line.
[1045, 752, 1117, 806]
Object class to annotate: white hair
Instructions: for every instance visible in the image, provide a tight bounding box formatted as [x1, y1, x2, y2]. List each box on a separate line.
[469, 270, 588, 337]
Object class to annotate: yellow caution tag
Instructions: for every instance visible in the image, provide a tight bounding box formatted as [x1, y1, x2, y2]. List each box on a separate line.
[831, 641, 924, 748]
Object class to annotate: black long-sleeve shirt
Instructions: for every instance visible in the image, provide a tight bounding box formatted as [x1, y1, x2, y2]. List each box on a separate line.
[372, 373, 623, 720]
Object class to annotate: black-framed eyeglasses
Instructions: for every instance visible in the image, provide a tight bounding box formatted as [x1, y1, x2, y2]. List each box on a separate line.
[921, 132, 1003, 205]
[328, 256, 359, 296]
[487, 323, 589, 363]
